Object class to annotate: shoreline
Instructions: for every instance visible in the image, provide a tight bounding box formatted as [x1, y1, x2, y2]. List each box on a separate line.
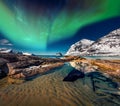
[0, 52, 120, 83]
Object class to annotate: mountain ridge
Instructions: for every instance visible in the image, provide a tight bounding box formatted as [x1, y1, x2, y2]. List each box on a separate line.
[66, 28, 120, 56]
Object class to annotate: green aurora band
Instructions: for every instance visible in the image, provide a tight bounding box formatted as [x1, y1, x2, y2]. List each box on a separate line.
[0, 0, 120, 51]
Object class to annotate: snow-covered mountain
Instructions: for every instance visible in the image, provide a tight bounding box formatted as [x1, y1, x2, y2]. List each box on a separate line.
[0, 48, 13, 53]
[66, 29, 120, 56]
[0, 48, 34, 56]
[66, 39, 94, 55]
[23, 52, 33, 56]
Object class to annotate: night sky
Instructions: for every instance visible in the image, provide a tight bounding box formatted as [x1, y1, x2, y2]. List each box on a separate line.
[0, 0, 120, 54]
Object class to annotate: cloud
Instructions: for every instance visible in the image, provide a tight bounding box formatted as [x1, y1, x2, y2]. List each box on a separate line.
[0, 39, 13, 46]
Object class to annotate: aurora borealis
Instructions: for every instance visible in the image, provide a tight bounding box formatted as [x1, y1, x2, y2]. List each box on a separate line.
[0, 0, 120, 54]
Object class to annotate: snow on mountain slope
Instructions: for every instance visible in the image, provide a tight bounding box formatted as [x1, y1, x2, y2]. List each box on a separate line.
[0, 48, 12, 53]
[86, 29, 120, 56]
[0, 48, 33, 55]
[66, 29, 120, 56]
[66, 39, 94, 55]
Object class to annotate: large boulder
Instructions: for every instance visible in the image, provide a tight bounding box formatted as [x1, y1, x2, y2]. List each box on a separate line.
[63, 69, 85, 82]
[56, 52, 63, 57]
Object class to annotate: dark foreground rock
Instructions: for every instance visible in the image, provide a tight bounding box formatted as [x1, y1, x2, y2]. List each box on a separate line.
[63, 69, 85, 82]
[0, 69, 7, 79]
[0, 58, 9, 79]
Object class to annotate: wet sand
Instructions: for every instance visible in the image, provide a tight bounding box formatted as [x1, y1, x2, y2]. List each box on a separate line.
[0, 65, 120, 106]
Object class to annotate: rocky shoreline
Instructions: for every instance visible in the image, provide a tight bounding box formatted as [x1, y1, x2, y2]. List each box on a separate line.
[0, 52, 120, 84]
[0, 53, 79, 83]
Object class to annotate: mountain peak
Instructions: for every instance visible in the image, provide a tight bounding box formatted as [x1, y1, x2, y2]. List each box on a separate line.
[66, 28, 120, 56]
[66, 39, 94, 55]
